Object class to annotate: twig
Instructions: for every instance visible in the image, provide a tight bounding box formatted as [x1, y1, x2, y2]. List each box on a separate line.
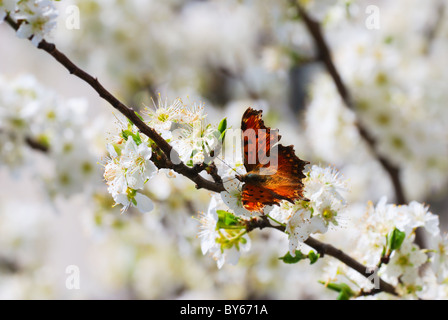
[0, 256, 19, 273]
[4, 14, 224, 194]
[0, 127, 49, 153]
[25, 136, 49, 152]
[247, 216, 398, 296]
[293, 3, 406, 205]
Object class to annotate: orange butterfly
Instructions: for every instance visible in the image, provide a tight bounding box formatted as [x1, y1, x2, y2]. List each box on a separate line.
[236, 108, 309, 212]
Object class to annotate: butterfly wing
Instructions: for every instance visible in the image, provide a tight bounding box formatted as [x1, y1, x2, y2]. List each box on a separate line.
[265, 144, 309, 203]
[240, 108, 309, 212]
[241, 183, 281, 212]
[241, 145, 309, 211]
[241, 108, 280, 173]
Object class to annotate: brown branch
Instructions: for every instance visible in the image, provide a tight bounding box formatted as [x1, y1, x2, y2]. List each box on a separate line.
[0, 256, 19, 273]
[247, 216, 398, 297]
[4, 14, 224, 194]
[25, 136, 49, 152]
[0, 127, 49, 153]
[293, 3, 406, 205]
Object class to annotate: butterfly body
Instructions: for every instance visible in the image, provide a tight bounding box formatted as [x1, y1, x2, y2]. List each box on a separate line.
[239, 107, 309, 212]
[236, 172, 268, 185]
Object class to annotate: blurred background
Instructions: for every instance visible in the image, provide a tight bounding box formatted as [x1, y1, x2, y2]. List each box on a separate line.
[0, 0, 447, 299]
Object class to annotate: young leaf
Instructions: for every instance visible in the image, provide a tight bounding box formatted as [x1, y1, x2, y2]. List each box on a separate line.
[132, 132, 142, 145]
[321, 282, 355, 300]
[387, 228, 406, 251]
[337, 290, 352, 300]
[216, 210, 241, 229]
[134, 111, 144, 121]
[279, 251, 306, 264]
[217, 117, 227, 142]
[218, 117, 227, 134]
[121, 129, 131, 140]
[308, 250, 320, 264]
[219, 129, 227, 142]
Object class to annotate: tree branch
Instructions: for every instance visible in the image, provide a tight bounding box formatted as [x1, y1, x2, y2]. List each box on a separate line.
[247, 216, 398, 297]
[4, 14, 225, 194]
[293, 3, 406, 205]
[25, 136, 49, 152]
[0, 127, 49, 153]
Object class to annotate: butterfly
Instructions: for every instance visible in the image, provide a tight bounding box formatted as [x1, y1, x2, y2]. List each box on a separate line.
[235, 107, 309, 212]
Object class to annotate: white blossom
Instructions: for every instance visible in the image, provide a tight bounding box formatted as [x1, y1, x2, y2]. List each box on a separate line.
[220, 178, 252, 218]
[386, 238, 427, 285]
[428, 233, 448, 283]
[144, 97, 183, 140]
[199, 195, 251, 268]
[15, 0, 58, 46]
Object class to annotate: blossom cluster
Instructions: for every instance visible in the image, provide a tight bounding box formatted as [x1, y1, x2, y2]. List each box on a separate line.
[104, 131, 156, 214]
[0, 74, 101, 197]
[323, 197, 448, 299]
[146, 98, 222, 166]
[104, 97, 224, 213]
[0, 0, 58, 46]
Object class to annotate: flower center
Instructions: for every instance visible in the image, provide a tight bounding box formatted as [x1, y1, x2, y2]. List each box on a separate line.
[397, 254, 410, 267]
[157, 113, 169, 122]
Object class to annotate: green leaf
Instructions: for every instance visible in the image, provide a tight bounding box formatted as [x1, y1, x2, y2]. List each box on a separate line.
[218, 117, 227, 134]
[387, 228, 406, 251]
[216, 210, 241, 229]
[337, 290, 352, 300]
[308, 250, 320, 265]
[217, 118, 227, 142]
[121, 129, 131, 140]
[134, 111, 144, 121]
[321, 282, 355, 300]
[122, 130, 143, 145]
[278, 251, 306, 264]
[132, 132, 142, 145]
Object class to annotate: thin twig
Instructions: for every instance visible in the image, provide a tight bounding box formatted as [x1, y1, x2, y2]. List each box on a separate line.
[0, 127, 49, 153]
[0, 256, 19, 273]
[25, 136, 49, 152]
[247, 216, 398, 296]
[4, 14, 224, 194]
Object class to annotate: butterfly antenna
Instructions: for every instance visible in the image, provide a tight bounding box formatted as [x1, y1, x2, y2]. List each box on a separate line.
[220, 175, 240, 184]
[214, 156, 242, 176]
